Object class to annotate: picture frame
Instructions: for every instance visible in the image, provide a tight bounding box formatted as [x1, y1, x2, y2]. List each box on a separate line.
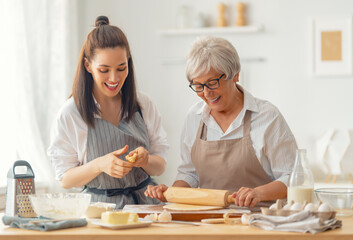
[310, 16, 352, 76]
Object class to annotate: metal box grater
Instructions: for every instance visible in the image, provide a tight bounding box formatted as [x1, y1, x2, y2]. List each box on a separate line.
[5, 160, 36, 217]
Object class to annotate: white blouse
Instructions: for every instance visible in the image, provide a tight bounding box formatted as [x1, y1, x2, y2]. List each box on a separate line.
[47, 91, 169, 180]
[176, 85, 298, 188]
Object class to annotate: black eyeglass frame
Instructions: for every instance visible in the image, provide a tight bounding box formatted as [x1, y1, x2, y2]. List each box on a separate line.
[189, 74, 225, 92]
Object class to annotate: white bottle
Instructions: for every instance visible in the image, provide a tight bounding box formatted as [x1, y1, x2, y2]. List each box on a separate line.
[287, 149, 315, 204]
[176, 6, 190, 29]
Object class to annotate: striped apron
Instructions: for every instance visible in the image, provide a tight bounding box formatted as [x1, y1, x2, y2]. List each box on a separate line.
[84, 110, 160, 209]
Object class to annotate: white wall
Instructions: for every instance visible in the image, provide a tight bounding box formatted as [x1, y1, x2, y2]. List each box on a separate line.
[78, 0, 353, 185]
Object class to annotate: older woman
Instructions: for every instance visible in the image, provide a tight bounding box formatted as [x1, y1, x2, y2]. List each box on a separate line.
[145, 36, 297, 208]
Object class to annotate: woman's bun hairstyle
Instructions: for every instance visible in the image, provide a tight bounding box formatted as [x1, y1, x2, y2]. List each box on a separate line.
[95, 16, 109, 27]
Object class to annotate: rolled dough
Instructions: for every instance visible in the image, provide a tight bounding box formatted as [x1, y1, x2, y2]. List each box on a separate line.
[163, 203, 223, 211]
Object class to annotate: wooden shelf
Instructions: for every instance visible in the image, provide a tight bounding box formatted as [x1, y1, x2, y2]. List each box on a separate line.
[160, 57, 265, 65]
[158, 25, 263, 36]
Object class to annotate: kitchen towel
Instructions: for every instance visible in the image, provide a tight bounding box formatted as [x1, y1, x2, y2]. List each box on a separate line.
[2, 216, 87, 231]
[248, 210, 342, 234]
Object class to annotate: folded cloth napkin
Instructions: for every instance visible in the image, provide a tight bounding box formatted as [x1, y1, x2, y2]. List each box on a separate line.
[249, 210, 342, 234]
[2, 216, 87, 231]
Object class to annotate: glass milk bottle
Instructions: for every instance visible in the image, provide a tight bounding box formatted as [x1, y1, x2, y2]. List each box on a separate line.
[287, 149, 315, 204]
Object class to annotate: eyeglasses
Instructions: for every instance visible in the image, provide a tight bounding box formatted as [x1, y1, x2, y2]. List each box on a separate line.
[189, 74, 225, 93]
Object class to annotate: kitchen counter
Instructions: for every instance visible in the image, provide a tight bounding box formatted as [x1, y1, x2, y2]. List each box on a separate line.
[1, 214, 353, 240]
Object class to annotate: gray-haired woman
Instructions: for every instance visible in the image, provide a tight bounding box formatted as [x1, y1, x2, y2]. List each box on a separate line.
[145, 36, 297, 208]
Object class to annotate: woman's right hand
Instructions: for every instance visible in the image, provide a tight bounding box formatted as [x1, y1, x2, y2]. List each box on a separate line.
[96, 145, 134, 178]
[144, 184, 168, 202]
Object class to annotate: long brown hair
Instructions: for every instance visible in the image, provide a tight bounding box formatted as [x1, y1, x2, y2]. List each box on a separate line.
[72, 16, 139, 127]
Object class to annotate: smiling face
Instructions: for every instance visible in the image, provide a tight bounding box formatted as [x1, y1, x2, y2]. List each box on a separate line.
[84, 46, 128, 100]
[193, 68, 240, 114]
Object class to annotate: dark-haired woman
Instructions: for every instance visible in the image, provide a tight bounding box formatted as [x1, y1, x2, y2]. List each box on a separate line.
[47, 16, 169, 208]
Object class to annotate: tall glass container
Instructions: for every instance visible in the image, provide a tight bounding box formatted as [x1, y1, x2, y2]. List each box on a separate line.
[287, 149, 315, 204]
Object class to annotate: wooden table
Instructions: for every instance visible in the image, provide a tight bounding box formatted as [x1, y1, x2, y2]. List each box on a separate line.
[1, 214, 353, 240]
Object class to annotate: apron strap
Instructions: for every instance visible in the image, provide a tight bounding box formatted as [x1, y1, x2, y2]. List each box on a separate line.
[86, 176, 151, 204]
[200, 121, 207, 140]
[243, 110, 251, 137]
[137, 107, 144, 120]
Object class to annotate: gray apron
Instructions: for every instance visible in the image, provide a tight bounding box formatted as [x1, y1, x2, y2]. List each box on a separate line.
[84, 110, 160, 209]
[191, 110, 273, 206]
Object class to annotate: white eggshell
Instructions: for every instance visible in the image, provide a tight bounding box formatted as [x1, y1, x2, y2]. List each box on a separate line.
[290, 202, 303, 211]
[269, 203, 277, 210]
[318, 203, 333, 212]
[241, 213, 250, 225]
[304, 203, 315, 212]
[283, 200, 294, 210]
[282, 203, 291, 210]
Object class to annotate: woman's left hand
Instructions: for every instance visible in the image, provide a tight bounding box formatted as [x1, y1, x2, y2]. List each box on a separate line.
[232, 187, 262, 208]
[129, 147, 149, 168]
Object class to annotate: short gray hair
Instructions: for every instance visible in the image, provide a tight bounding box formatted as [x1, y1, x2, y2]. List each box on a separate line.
[186, 36, 241, 82]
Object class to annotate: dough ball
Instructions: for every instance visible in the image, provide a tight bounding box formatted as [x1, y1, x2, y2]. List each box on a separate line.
[126, 152, 137, 163]
[241, 213, 250, 225]
[143, 213, 158, 221]
[86, 202, 116, 218]
[158, 210, 172, 222]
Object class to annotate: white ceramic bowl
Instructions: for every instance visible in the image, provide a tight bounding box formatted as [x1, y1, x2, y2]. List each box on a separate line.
[315, 188, 353, 216]
[29, 193, 91, 219]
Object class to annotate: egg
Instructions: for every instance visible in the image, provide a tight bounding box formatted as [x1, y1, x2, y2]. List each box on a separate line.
[318, 203, 333, 212]
[283, 200, 293, 210]
[241, 213, 250, 225]
[269, 203, 278, 210]
[290, 202, 303, 211]
[304, 203, 315, 212]
[269, 199, 283, 210]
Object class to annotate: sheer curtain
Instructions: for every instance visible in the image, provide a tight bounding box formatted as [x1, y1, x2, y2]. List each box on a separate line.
[0, 0, 78, 191]
[0, 0, 16, 187]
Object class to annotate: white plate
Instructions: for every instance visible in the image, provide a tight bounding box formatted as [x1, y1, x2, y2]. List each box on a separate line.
[91, 219, 152, 230]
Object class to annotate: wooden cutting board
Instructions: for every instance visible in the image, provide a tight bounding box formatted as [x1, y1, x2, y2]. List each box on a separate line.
[122, 204, 255, 221]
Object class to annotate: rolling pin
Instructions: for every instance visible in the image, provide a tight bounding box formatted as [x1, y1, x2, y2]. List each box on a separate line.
[163, 187, 235, 207]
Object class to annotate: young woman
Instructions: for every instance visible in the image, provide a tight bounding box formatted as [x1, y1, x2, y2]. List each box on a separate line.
[48, 16, 169, 208]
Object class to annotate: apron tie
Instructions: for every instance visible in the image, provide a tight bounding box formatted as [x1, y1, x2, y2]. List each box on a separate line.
[86, 176, 151, 204]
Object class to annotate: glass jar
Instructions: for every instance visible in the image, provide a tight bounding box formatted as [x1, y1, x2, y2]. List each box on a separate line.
[287, 149, 315, 204]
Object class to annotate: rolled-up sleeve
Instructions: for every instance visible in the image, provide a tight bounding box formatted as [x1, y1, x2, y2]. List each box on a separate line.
[47, 108, 81, 180]
[139, 92, 169, 161]
[264, 111, 297, 187]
